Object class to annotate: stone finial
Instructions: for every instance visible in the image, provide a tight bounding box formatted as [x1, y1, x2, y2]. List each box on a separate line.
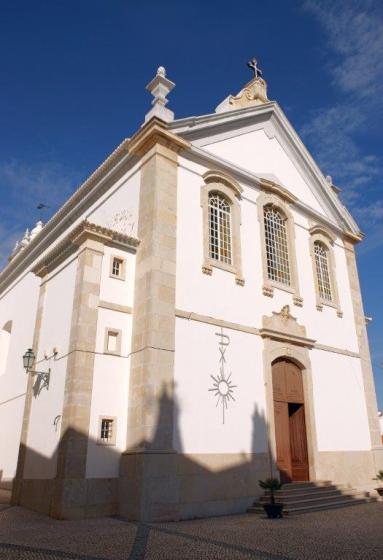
[215, 57, 269, 113]
[20, 229, 31, 248]
[8, 222, 44, 261]
[30, 220, 44, 240]
[9, 228, 30, 260]
[325, 174, 341, 194]
[144, 66, 175, 124]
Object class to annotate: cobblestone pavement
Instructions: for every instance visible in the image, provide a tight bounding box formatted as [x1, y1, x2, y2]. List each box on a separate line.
[0, 502, 382, 559]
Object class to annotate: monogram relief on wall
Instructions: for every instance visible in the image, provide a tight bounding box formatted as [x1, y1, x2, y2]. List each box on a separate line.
[107, 209, 135, 235]
[208, 328, 237, 424]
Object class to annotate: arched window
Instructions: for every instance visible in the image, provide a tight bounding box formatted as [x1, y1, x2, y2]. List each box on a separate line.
[201, 171, 244, 285]
[314, 241, 332, 302]
[0, 321, 12, 377]
[263, 205, 290, 286]
[309, 225, 341, 316]
[208, 192, 232, 265]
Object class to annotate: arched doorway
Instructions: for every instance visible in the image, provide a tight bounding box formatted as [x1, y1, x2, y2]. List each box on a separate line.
[272, 358, 309, 483]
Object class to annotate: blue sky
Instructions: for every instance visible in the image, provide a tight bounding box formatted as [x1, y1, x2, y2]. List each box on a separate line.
[0, 1, 382, 405]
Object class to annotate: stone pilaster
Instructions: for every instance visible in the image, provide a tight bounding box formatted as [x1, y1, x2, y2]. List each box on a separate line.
[119, 121, 189, 521]
[344, 240, 383, 469]
[51, 237, 104, 518]
[12, 282, 47, 505]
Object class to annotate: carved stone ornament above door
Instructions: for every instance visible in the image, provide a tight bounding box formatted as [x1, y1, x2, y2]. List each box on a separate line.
[260, 305, 316, 348]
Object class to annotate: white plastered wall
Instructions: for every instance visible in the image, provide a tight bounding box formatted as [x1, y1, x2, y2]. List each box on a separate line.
[0, 162, 141, 482]
[176, 159, 358, 351]
[175, 157, 368, 454]
[0, 273, 40, 481]
[173, 317, 268, 457]
[199, 127, 328, 217]
[310, 349, 371, 451]
[23, 256, 77, 478]
[99, 246, 136, 308]
[86, 249, 135, 478]
[88, 165, 140, 238]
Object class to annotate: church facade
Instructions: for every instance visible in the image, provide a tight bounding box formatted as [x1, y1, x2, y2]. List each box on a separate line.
[0, 64, 382, 521]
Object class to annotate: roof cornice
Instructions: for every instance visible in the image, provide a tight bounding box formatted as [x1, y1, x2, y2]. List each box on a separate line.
[129, 117, 190, 155]
[33, 221, 140, 278]
[270, 104, 361, 236]
[170, 102, 275, 136]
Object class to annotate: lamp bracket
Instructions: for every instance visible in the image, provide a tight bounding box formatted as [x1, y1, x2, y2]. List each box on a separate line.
[28, 368, 51, 393]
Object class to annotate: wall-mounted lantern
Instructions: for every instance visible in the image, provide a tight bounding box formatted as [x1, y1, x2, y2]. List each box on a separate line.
[22, 348, 51, 392]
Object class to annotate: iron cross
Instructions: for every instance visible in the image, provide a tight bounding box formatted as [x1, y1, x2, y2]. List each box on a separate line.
[247, 57, 263, 79]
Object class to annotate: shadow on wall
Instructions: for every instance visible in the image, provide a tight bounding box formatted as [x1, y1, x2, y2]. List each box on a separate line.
[118, 385, 276, 521]
[11, 383, 277, 521]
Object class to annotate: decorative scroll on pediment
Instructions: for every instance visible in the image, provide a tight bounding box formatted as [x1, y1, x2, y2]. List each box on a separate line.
[228, 77, 269, 110]
[260, 305, 316, 348]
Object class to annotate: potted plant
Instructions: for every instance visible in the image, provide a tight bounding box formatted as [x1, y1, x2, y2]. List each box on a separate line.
[373, 470, 383, 496]
[259, 478, 284, 518]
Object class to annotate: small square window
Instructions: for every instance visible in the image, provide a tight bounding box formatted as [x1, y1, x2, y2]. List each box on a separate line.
[107, 331, 118, 352]
[104, 328, 122, 355]
[98, 416, 117, 445]
[110, 256, 125, 280]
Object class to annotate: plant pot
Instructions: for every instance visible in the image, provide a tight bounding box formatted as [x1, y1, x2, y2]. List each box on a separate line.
[375, 487, 383, 497]
[263, 503, 284, 519]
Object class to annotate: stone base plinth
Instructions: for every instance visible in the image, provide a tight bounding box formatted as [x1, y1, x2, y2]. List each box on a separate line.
[119, 450, 271, 522]
[13, 478, 118, 519]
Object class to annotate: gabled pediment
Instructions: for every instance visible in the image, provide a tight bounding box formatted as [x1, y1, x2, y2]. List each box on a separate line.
[170, 103, 360, 237]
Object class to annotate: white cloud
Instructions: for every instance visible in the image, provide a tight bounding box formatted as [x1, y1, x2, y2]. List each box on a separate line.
[354, 201, 383, 223]
[300, 104, 381, 195]
[301, 1, 383, 244]
[305, 0, 383, 98]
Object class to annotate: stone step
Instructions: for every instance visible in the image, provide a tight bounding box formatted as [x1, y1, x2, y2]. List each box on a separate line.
[269, 485, 342, 497]
[265, 488, 359, 502]
[261, 490, 367, 508]
[281, 481, 332, 490]
[278, 483, 340, 492]
[248, 496, 377, 516]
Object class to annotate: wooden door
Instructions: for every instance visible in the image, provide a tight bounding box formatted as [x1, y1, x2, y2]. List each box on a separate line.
[272, 359, 309, 482]
[289, 403, 309, 481]
[274, 401, 291, 483]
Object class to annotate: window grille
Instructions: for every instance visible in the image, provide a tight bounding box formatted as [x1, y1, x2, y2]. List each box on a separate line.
[314, 241, 332, 301]
[208, 193, 232, 265]
[112, 257, 123, 277]
[263, 206, 290, 285]
[100, 418, 114, 443]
